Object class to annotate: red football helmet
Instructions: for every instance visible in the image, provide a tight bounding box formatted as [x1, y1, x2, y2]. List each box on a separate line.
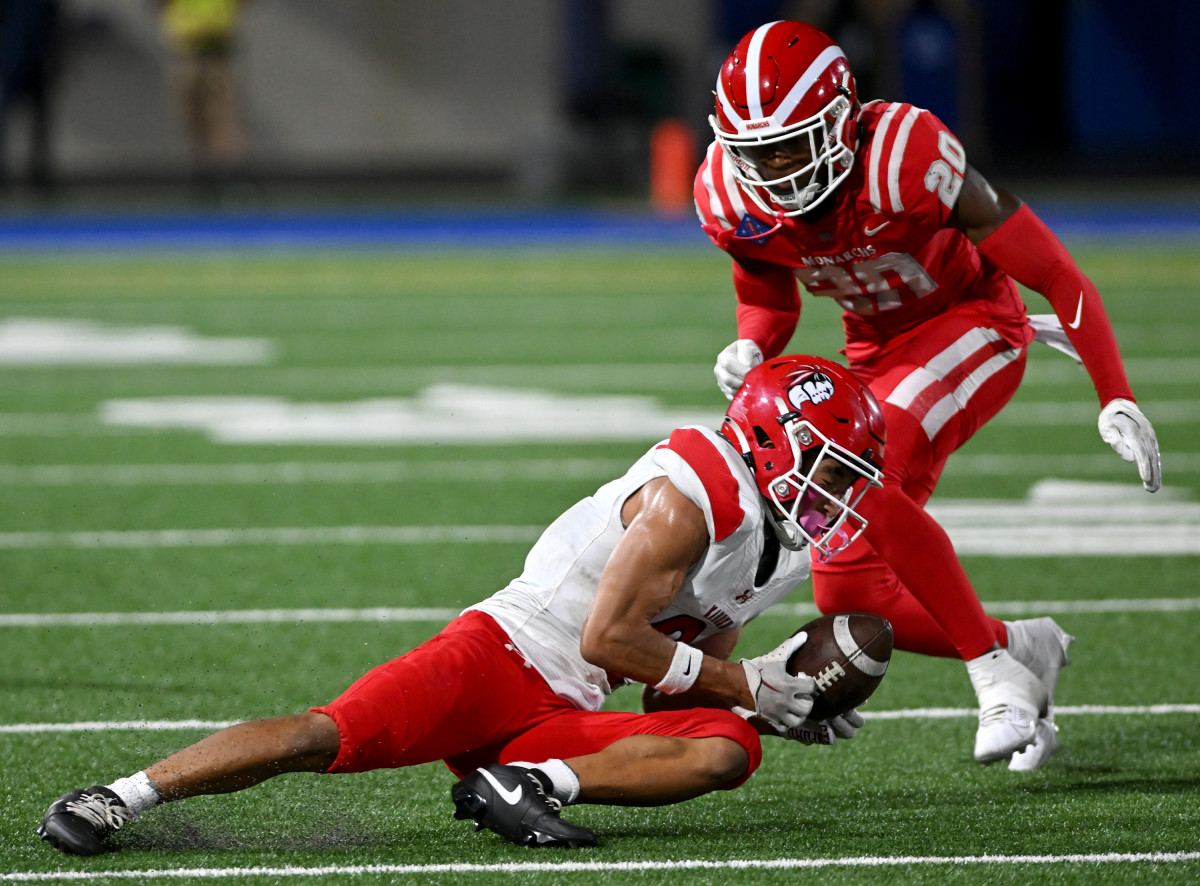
[711, 21, 859, 216]
[721, 355, 885, 558]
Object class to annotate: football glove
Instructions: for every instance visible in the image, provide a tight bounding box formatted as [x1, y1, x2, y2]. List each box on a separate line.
[714, 339, 763, 400]
[1098, 398, 1162, 493]
[740, 633, 815, 731]
[784, 708, 865, 745]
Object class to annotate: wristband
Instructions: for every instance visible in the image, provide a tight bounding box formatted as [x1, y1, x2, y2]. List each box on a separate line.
[654, 642, 704, 695]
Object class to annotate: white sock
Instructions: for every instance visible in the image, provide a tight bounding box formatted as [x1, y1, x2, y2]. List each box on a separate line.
[508, 759, 581, 805]
[107, 772, 161, 816]
[531, 759, 581, 805]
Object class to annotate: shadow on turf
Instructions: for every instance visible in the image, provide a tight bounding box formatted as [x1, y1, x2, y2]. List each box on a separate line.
[103, 803, 790, 855]
[114, 805, 383, 853]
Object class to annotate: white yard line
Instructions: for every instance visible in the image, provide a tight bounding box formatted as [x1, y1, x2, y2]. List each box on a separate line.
[0, 525, 545, 549]
[0, 458, 633, 486]
[2, 597, 1198, 628]
[0, 397, 1199, 438]
[1, 517, 1197, 555]
[3, 705, 1199, 735]
[0, 453, 1198, 486]
[1, 851, 1198, 880]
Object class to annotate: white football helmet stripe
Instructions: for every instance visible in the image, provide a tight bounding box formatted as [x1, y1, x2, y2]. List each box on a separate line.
[714, 77, 737, 132]
[774, 45, 847, 124]
[743, 22, 778, 120]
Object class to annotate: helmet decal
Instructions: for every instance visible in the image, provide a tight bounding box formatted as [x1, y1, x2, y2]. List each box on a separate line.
[786, 371, 835, 410]
[721, 355, 886, 559]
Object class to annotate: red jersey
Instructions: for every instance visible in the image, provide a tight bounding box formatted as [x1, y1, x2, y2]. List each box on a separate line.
[696, 101, 1033, 364]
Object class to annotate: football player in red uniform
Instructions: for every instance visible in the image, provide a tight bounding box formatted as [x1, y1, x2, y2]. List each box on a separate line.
[696, 21, 1161, 770]
[39, 357, 885, 855]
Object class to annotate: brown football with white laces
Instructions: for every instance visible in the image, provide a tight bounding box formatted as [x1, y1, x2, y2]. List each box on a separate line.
[786, 612, 893, 720]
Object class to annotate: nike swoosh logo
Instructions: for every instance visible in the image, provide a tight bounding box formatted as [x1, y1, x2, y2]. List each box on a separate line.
[863, 221, 889, 236]
[682, 657, 694, 677]
[1067, 290, 1084, 329]
[478, 768, 523, 805]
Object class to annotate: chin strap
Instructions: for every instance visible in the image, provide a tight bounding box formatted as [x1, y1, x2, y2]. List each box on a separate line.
[764, 506, 806, 551]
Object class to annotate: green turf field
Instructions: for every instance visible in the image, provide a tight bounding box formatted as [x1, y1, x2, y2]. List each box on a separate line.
[1, 242, 1198, 883]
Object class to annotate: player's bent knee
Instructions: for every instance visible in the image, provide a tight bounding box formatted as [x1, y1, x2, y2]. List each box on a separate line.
[284, 712, 341, 768]
[698, 736, 750, 785]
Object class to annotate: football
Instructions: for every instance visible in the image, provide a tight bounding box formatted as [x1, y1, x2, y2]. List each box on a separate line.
[786, 612, 893, 720]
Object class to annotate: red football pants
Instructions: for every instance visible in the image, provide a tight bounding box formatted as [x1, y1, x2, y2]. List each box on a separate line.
[813, 306, 1027, 659]
[312, 610, 762, 788]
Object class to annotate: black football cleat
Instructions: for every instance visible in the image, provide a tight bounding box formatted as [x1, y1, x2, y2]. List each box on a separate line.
[37, 786, 132, 855]
[452, 764, 597, 848]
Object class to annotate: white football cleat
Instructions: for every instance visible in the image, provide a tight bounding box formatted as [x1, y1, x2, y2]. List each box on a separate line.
[966, 649, 1048, 764]
[1005, 618, 1074, 771]
[1008, 713, 1059, 771]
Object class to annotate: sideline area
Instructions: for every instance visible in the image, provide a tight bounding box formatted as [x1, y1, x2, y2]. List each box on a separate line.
[1, 203, 1199, 251]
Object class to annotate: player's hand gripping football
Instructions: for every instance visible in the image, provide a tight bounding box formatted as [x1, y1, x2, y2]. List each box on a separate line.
[783, 708, 866, 746]
[740, 633, 815, 730]
[1098, 398, 1162, 492]
[714, 339, 763, 400]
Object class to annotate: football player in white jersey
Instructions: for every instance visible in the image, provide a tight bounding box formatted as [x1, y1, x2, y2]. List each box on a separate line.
[696, 20, 1158, 769]
[39, 356, 885, 854]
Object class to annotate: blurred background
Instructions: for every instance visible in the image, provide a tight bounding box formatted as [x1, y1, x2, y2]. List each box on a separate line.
[1, 0, 1198, 211]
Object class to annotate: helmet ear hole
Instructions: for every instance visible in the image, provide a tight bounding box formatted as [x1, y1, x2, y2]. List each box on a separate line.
[752, 425, 775, 448]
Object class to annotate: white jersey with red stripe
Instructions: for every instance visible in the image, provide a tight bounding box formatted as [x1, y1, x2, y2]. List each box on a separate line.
[469, 425, 812, 711]
[695, 101, 1032, 365]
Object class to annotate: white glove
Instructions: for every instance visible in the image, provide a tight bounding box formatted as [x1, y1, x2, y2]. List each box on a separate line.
[714, 339, 764, 400]
[740, 633, 815, 731]
[784, 708, 865, 745]
[1098, 398, 1162, 492]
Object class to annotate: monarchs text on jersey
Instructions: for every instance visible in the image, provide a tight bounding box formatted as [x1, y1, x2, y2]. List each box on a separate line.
[695, 101, 1031, 359]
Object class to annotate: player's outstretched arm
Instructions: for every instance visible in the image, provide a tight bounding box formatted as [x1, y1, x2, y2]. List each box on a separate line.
[713, 256, 800, 398]
[581, 478, 766, 711]
[954, 166, 1161, 492]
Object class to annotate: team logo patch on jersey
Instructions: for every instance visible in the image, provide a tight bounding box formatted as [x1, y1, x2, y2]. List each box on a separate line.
[787, 371, 835, 410]
[733, 213, 776, 245]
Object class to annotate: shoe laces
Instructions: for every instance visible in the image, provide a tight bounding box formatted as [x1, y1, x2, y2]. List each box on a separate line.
[978, 703, 1018, 728]
[525, 774, 562, 812]
[65, 792, 131, 833]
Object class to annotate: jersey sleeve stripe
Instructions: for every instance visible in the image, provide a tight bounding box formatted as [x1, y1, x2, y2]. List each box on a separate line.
[696, 149, 725, 227]
[886, 105, 921, 213]
[700, 145, 729, 228]
[699, 144, 746, 232]
[663, 427, 745, 542]
[715, 149, 750, 224]
[867, 104, 901, 212]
